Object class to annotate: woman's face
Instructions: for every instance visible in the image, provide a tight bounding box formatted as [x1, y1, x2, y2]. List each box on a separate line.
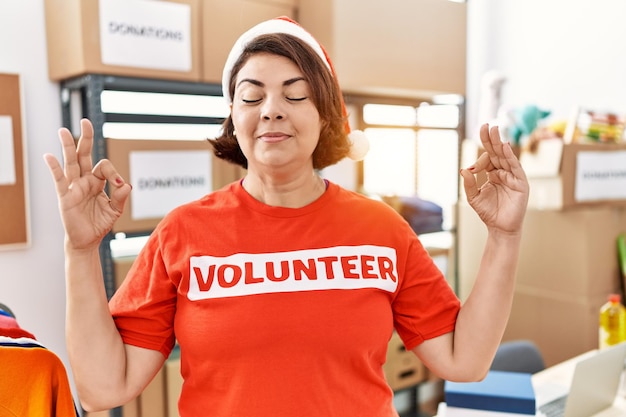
[230, 52, 322, 172]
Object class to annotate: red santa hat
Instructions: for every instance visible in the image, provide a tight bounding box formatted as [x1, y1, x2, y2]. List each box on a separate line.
[222, 16, 369, 161]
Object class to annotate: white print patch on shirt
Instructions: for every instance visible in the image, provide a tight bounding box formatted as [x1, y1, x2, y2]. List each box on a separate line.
[188, 245, 399, 300]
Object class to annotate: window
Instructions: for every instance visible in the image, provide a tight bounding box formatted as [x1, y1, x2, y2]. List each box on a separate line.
[346, 95, 464, 230]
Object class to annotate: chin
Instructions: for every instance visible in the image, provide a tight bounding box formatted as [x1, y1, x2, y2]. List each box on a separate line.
[255, 155, 311, 171]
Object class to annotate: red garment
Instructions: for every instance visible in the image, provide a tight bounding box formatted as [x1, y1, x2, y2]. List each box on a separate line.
[110, 181, 460, 416]
[0, 315, 35, 340]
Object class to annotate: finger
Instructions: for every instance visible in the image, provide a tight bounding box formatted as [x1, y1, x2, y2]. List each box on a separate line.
[109, 182, 132, 214]
[488, 125, 508, 169]
[469, 151, 493, 174]
[93, 159, 131, 213]
[478, 124, 496, 157]
[92, 159, 130, 213]
[43, 153, 70, 198]
[92, 159, 126, 189]
[480, 124, 507, 170]
[75, 119, 95, 177]
[502, 141, 528, 182]
[58, 127, 80, 181]
[490, 125, 514, 171]
[459, 168, 479, 201]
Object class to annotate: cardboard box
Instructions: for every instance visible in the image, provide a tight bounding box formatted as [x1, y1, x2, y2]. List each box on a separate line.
[44, 0, 202, 82]
[383, 331, 426, 391]
[504, 289, 606, 367]
[123, 399, 140, 417]
[561, 143, 626, 208]
[520, 140, 626, 210]
[164, 354, 183, 417]
[201, 0, 296, 83]
[139, 367, 167, 417]
[106, 138, 244, 234]
[515, 207, 626, 298]
[114, 256, 135, 289]
[457, 203, 626, 366]
[298, 0, 466, 95]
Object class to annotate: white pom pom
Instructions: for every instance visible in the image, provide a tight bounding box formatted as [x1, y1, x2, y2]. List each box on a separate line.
[347, 130, 370, 161]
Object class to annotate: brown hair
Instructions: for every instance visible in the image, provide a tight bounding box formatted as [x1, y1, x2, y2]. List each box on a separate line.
[210, 33, 351, 170]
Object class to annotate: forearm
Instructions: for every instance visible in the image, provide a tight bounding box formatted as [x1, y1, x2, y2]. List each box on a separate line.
[417, 122, 530, 381]
[452, 228, 523, 379]
[64, 243, 134, 409]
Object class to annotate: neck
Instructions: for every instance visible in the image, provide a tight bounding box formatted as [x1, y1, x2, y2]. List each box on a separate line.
[241, 170, 326, 208]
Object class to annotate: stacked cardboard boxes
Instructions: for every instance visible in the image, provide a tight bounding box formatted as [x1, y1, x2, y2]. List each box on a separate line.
[44, 0, 465, 95]
[44, 0, 203, 82]
[44, 0, 298, 84]
[460, 131, 626, 367]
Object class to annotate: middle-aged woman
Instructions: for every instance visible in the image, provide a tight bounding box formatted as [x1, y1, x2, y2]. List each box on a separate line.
[44, 16, 529, 417]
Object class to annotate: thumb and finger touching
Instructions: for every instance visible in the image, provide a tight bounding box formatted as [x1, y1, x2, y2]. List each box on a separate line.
[460, 124, 529, 229]
[43, 119, 131, 247]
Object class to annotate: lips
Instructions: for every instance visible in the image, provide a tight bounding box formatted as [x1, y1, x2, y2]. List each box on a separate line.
[258, 132, 292, 143]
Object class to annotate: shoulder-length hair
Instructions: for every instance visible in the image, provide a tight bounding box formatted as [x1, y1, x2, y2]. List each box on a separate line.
[210, 33, 351, 170]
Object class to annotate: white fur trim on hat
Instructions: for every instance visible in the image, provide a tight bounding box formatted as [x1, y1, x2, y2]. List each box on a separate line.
[222, 17, 330, 104]
[347, 130, 370, 161]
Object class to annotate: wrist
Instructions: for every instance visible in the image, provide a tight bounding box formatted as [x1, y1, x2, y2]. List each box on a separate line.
[486, 226, 523, 243]
[64, 238, 102, 257]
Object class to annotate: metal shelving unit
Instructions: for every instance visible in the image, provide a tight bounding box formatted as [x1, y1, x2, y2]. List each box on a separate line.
[59, 74, 225, 417]
[59, 74, 224, 301]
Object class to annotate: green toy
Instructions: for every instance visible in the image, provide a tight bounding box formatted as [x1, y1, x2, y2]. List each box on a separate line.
[508, 105, 551, 145]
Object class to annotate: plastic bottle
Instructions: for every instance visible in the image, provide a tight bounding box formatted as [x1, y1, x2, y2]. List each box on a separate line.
[599, 293, 626, 349]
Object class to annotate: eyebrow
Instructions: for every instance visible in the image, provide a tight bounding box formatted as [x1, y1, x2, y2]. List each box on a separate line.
[236, 76, 307, 89]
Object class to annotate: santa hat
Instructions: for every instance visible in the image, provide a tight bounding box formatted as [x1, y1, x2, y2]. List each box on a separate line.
[222, 16, 369, 161]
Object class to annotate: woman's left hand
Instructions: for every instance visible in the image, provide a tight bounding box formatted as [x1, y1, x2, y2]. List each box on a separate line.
[460, 123, 530, 234]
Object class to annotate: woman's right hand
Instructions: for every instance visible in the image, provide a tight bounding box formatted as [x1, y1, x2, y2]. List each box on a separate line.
[44, 118, 131, 251]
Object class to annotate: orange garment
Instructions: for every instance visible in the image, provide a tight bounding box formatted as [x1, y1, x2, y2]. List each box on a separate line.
[111, 181, 460, 416]
[0, 317, 78, 417]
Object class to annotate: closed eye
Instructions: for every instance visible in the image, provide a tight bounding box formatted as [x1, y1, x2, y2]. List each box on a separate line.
[287, 97, 307, 102]
[242, 98, 262, 104]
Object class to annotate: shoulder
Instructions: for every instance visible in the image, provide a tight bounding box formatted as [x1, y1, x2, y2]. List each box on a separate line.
[330, 183, 406, 220]
[167, 181, 241, 216]
[148, 181, 242, 236]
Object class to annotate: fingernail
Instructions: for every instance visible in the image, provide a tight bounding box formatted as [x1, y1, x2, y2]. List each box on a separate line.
[468, 166, 476, 171]
[115, 177, 123, 185]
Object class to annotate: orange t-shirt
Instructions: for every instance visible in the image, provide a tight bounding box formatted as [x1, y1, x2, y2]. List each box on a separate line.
[0, 336, 79, 417]
[111, 181, 460, 416]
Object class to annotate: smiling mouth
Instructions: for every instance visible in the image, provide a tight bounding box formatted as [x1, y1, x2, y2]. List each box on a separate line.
[258, 134, 291, 143]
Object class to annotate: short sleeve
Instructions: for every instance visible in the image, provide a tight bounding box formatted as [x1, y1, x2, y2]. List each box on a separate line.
[392, 237, 460, 351]
[109, 230, 177, 358]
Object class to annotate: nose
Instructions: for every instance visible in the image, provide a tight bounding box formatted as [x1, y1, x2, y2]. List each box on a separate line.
[260, 95, 285, 120]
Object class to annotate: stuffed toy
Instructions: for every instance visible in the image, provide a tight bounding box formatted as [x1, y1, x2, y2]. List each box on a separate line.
[507, 105, 551, 146]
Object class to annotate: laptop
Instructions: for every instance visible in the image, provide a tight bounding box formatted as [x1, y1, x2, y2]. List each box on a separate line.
[536, 342, 626, 417]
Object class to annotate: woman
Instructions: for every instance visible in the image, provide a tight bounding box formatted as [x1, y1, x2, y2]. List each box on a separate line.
[44, 17, 529, 417]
